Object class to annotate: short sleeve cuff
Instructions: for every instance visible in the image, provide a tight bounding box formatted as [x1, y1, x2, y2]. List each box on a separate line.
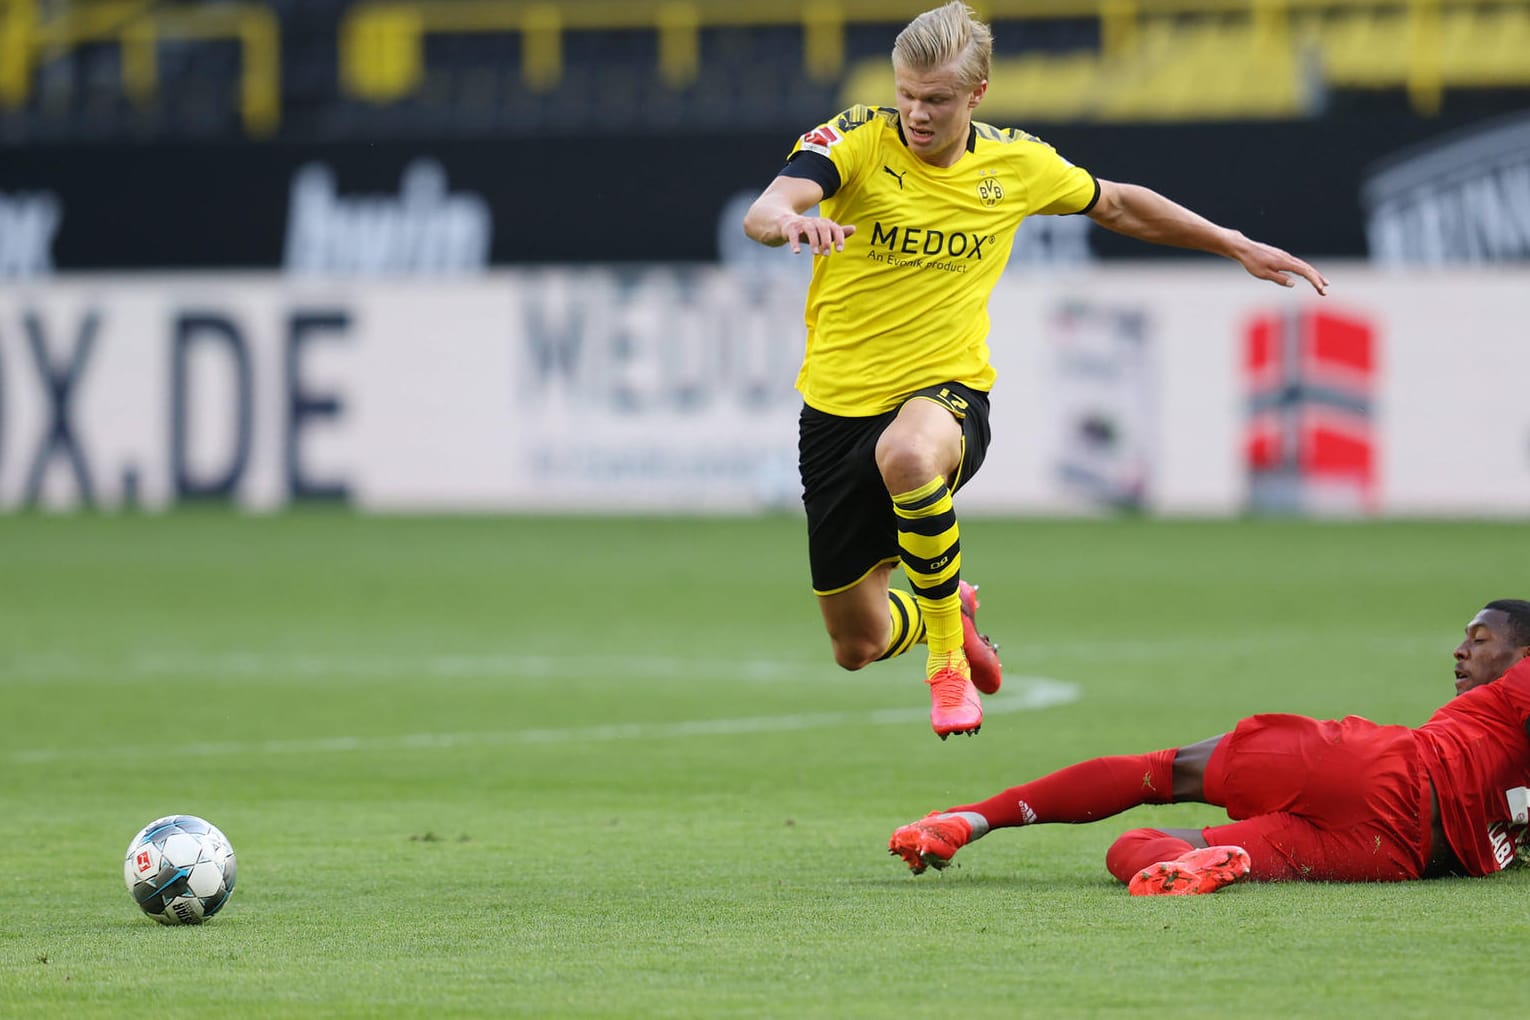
[781, 151, 842, 200]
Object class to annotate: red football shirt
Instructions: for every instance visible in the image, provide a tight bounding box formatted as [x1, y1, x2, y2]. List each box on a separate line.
[1414, 658, 1530, 874]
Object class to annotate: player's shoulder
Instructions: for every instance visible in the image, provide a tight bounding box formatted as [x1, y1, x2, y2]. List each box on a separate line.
[972, 121, 1062, 153]
[972, 121, 1089, 183]
[833, 104, 899, 134]
[797, 105, 896, 154]
[1500, 658, 1530, 689]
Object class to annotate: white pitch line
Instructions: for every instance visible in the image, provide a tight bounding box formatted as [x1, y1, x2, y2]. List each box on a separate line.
[6, 676, 1079, 765]
[6, 651, 842, 683]
[4, 632, 1451, 685]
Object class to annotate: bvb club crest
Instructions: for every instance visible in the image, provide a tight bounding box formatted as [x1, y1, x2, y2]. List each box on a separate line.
[977, 170, 1004, 207]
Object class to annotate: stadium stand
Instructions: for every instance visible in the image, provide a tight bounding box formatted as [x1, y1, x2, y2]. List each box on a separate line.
[0, 0, 1526, 142]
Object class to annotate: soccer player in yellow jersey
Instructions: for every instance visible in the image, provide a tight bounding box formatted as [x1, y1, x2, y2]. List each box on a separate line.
[742, 1, 1329, 739]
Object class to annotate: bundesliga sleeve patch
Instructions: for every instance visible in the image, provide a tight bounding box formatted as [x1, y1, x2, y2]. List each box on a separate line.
[799, 124, 843, 157]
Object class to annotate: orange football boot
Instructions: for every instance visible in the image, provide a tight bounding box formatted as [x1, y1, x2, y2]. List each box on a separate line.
[927, 650, 982, 739]
[888, 812, 977, 874]
[1128, 845, 1252, 896]
[958, 580, 1002, 695]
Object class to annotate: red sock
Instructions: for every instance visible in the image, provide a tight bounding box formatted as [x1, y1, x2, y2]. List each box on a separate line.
[948, 750, 1177, 828]
[1105, 828, 1196, 883]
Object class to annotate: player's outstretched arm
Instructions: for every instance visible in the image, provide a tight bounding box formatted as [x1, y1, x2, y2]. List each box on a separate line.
[1086, 179, 1329, 295]
[743, 175, 857, 256]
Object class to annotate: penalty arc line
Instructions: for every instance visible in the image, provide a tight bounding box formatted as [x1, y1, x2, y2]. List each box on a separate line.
[7, 676, 1080, 765]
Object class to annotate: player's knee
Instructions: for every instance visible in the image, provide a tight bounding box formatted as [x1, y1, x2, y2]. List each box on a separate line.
[829, 636, 881, 671]
[1105, 830, 1149, 883]
[1106, 828, 1177, 884]
[874, 440, 943, 491]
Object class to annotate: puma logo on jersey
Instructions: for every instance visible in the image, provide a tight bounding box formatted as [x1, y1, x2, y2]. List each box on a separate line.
[883, 165, 907, 189]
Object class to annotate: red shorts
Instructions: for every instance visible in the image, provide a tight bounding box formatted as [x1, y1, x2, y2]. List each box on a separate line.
[1199, 714, 1433, 882]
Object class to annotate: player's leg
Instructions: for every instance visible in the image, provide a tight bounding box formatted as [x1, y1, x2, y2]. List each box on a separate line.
[1200, 815, 1427, 883]
[1116, 838, 1253, 896]
[1171, 734, 1223, 801]
[1069, 734, 1223, 871]
[1196, 716, 1434, 883]
[799, 403, 934, 675]
[957, 580, 1003, 695]
[876, 385, 992, 736]
[816, 561, 902, 669]
[1101, 729, 1280, 892]
[1104, 738, 1253, 897]
[821, 572, 991, 683]
[1174, 809, 1414, 885]
[927, 386, 1001, 694]
[879, 584, 927, 663]
[797, 396, 993, 738]
[889, 747, 1182, 873]
[876, 396, 964, 670]
[1113, 716, 1432, 891]
[1105, 828, 1208, 882]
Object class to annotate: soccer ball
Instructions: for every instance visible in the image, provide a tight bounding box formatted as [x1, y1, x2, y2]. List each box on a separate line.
[123, 815, 237, 925]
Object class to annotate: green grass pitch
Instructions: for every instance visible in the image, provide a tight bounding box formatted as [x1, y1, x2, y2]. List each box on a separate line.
[4, 512, 1530, 1017]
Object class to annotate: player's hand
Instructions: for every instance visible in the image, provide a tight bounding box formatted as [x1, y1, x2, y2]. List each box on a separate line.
[780, 216, 857, 256]
[1235, 237, 1329, 296]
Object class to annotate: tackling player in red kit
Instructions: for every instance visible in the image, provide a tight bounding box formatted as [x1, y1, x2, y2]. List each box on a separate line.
[888, 599, 1530, 894]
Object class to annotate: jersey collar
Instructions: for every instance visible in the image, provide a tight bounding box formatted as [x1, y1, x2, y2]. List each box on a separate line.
[895, 118, 978, 155]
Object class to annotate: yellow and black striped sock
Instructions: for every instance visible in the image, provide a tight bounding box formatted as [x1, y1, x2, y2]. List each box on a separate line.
[891, 478, 964, 671]
[876, 588, 926, 661]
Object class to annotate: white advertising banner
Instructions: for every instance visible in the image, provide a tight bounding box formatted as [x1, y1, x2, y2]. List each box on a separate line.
[973, 266, 1530, 517]
[0, 266, 1526, 516]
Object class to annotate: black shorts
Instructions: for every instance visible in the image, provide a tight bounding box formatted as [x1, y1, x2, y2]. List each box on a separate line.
[798, 382, 991, 595]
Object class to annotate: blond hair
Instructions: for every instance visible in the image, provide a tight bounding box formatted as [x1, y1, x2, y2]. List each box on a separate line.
[892, 2, 993, 89]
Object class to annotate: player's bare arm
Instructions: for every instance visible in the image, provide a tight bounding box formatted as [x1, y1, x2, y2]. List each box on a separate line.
[1087, 179, 1329, 296]
[742, 175, 857, 255]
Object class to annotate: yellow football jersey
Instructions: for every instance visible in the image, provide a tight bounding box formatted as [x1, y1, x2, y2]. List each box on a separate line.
[785, 105, 1098, 416]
